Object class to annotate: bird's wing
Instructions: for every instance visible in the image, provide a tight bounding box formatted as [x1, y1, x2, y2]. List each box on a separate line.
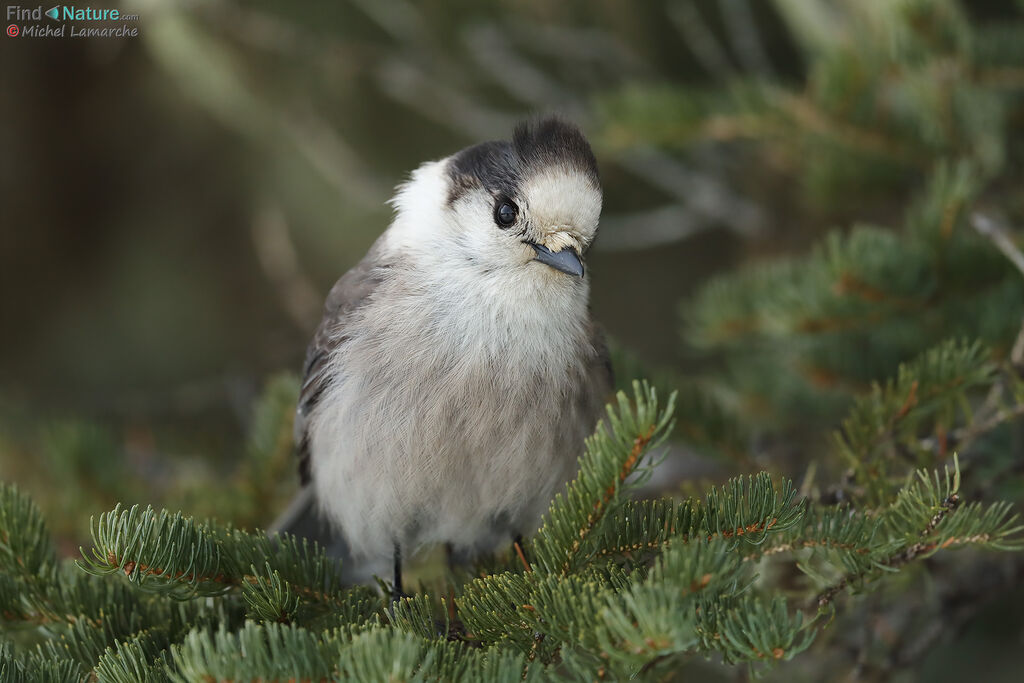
[295, 235, 390, 484]
[587, 318, 616, 405]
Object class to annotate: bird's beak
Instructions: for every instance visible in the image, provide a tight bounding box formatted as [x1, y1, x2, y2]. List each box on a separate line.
[529, 243, 584, 278]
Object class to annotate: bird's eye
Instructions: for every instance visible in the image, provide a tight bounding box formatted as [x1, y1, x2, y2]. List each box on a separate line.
[494, 199, 518, 227]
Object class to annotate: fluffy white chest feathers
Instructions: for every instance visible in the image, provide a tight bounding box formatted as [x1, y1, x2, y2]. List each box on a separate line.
[309, 258, 600, 560]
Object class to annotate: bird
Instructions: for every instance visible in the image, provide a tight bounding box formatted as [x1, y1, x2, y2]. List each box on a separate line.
[283, 116, 612, 595]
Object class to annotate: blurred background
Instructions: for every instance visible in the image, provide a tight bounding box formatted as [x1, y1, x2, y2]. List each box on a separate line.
[2, 1, 1024, 680]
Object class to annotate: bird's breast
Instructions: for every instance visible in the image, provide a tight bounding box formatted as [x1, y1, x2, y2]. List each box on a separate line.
[309, 271, 602, 560]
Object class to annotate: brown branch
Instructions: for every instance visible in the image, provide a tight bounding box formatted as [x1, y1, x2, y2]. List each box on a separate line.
[814, 493, 961, 609]
[834, 273, 923, 309]
[109, 552, 232, 587]
[743, 537, 872, 563]
[513, 539, 532, 573]
[592, 516, 780, 562]
[524, 631, 547, 673]
[895, 381, 919, 419]
[710, 517, 779, 541]
[105, 553, 348, 607]
[560, 425, 657, 576]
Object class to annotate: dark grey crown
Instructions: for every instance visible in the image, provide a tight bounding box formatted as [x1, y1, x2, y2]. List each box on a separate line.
[446, 117, 600, 205]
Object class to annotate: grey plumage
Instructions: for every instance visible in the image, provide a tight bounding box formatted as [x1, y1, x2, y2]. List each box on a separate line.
[287, 117, 611, 569]
[295, 236, 390, 485]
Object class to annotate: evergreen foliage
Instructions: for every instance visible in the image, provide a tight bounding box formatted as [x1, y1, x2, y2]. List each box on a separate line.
[2, 380, 1022, 679]
[597, 0, 1024, 436]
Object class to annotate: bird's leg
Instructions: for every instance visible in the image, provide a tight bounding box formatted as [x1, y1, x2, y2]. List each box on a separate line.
[392, 543, 404, 602]
[444, 542, 456, 576]
[512, 533, 532, 572]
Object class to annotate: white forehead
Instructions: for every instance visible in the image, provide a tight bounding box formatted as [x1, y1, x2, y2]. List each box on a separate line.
[521, 167, 602, 238]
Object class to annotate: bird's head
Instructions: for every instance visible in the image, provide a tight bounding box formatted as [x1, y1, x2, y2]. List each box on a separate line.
[387, 117, 601, 280]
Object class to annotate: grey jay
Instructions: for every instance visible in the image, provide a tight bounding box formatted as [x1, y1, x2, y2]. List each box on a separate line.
[287, 117, 612, 594]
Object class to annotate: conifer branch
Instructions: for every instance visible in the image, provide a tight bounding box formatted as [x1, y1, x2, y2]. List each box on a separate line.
[530, 381, 676, 577]
[834, 340, 998, 502]
[814, 457, 1024, 610]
